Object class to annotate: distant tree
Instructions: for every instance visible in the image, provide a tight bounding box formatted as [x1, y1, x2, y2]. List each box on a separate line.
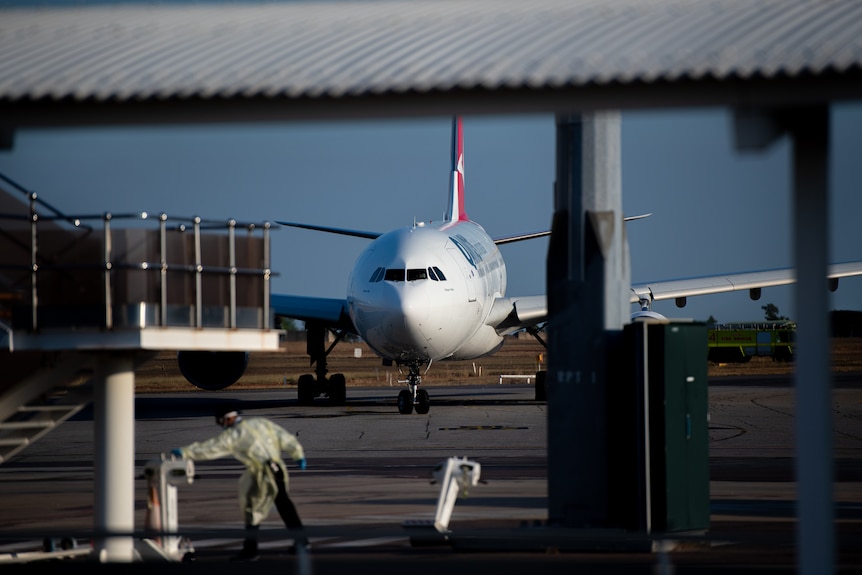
[280, 317, 300, 331]
[705, 315, 717, 327]
[762, 303, 788, 321]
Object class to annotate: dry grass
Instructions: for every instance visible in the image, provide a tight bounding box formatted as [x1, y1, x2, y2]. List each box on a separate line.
[134, 335, 547, 392]
[133, 336, 862, 393]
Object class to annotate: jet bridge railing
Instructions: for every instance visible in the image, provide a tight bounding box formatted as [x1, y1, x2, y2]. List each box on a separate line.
[0, 191, 273, 336]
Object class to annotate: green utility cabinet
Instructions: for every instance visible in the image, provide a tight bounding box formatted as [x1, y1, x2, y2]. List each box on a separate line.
[646, 321, 710, 533]
[610, 321, 710, 534]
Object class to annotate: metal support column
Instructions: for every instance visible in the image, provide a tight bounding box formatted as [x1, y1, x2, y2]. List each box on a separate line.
[94, 353, 136, 563]
[735, 105, 834, 575]
[547, 111, 629, 527]
[790, 106, 834, 575]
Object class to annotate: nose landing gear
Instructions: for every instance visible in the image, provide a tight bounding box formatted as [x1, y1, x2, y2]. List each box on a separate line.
[397, 360, 430, 415]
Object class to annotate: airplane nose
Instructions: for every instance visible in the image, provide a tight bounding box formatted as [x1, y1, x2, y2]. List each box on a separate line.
[394, 285, 430, 343]
[352, 282, 434, 357]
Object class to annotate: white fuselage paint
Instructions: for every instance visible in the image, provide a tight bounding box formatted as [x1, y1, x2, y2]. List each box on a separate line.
[347, 219, 506, 364]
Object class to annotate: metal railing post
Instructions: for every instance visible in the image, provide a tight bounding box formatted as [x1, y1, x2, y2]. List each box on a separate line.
[263, 222, 271, 330]
[228, 219, 237, 329]
[193, 217, 202, 328]
[28, 192, 38, 331]
[103, 212, 113, 330]
[159, 213, 168, 327]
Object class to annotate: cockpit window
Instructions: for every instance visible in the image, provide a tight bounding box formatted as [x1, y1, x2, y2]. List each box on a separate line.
[369, 267, 385, 282]
[407, 268, 428, 281]
[376, 267, 444, 282]
[384, 268, 405, 282]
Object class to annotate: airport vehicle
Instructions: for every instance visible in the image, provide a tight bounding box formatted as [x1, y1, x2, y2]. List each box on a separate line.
[178, 117, 862, 413]
[707, 321, 796, 363]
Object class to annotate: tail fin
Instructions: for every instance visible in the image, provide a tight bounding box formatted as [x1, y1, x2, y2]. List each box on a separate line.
[445, 116, 468, 222]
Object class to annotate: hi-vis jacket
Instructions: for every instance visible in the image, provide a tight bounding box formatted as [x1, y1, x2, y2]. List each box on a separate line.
[178, 417, 305, 526]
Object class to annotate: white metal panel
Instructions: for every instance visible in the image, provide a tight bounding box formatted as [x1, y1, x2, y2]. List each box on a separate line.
[1, 0, 861, 103]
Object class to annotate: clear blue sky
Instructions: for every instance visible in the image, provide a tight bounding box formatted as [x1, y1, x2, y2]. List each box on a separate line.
[1, 106, 861, 324]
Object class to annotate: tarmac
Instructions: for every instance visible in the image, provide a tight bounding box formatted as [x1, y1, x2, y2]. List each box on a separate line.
[0, 378, 860, 573]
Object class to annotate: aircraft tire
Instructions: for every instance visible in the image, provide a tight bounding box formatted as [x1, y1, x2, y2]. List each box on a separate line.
[397, 390, 414, 415]
[415, 389, 430, 414]
[298, 374, 315, 405]
[329, 373, 347, 405]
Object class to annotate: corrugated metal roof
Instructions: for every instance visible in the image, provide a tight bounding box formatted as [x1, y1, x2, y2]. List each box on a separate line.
[0, 0, 860, 109]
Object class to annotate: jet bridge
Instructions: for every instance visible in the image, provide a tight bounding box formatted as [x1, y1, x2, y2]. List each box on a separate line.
[0, 181, 279, 562]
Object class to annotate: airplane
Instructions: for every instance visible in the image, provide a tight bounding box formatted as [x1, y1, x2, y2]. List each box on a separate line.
[176, 116, 862, 414]
[271, 116, 552, 414]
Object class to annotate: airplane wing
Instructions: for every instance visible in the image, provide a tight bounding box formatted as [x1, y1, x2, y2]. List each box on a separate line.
[492, 214, 651, 245]
[276, 221, 381, 240]
[485, 260, 862, 334]
[493, 230, 551, 245]
[630, 261, 862, 306]
[270, 294, 356, 332]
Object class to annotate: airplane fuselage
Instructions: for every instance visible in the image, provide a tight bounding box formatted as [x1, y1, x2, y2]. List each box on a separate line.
[347, 219, 507, 364]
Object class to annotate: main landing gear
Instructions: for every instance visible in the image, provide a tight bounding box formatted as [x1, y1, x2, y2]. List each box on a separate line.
[297, 323, 347, 406]
[293, 322, 431, 414]
[397, 360, 430, 415]
[525, 325, 549, 402]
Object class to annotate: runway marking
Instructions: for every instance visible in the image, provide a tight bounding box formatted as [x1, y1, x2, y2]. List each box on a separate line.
[322, 536, 408, 548]
[189, 536, 408, 551]
[438, 425, 529, 431]
[708, 424, 747, 442]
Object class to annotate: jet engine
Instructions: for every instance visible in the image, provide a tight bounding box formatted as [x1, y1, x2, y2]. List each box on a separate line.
[630, 309, 668, 321]
[177, 351, 249, 391]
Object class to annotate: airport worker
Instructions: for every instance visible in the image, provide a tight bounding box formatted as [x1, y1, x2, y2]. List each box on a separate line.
[171, 408, 308, 560]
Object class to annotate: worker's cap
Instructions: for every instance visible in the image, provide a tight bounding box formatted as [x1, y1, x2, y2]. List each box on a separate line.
[214, 407, 240, 426]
